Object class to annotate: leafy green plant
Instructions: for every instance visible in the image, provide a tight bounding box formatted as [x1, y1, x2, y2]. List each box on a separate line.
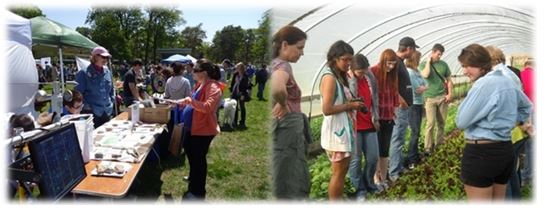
[307, 93, 533, 201]
[309, 154, 355, 200]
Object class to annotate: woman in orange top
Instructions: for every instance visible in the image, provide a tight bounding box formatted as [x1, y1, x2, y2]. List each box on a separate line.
[178, 59, 222, 200]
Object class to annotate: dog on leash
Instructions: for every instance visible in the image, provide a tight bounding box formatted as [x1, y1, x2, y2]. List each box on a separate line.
[222, 98, 238, 128]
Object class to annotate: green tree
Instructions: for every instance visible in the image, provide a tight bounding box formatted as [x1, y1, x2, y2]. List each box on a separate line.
[200, 42, 212, 60]
[8, 5, 44, 18]
[179, 23, 207, 58]
[75, 27, 93, 39]
[144, 6, 185, 63]
[251, 11, 271, 65]
[86, 7, 144, 62]
[209, 25, 246, 63]
[237, 28, 256, 64]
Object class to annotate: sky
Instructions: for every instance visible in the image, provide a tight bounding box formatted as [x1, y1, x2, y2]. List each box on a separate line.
[36, 5, 267, 42]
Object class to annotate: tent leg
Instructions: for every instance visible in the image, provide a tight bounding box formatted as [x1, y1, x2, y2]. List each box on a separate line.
[59, 47, 65, 94]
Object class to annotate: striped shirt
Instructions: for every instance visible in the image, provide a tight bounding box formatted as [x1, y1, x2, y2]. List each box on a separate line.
[371, 64, 399, 120]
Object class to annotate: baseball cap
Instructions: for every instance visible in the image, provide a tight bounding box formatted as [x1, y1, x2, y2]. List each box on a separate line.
[91, 46, 112, 57]
[399, 37, 420, 48]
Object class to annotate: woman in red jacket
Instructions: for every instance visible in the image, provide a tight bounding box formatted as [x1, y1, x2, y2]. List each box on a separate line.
[178, 59, 222, 200]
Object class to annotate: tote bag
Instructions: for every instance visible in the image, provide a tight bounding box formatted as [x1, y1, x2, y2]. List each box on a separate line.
[169, 105, 184, 156]
[320, 73, 353, 152]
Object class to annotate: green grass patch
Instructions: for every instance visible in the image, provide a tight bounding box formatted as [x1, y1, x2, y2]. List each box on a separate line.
[136, 82, 272, 201]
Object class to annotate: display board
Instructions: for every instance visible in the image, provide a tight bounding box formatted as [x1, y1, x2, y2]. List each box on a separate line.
[28, 123, 86, 200]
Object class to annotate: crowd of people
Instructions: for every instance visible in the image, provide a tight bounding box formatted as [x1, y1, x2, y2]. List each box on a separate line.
[270, 25, 535, 201]
[8, 25, 534, 202]
[8, 44, 272, 200]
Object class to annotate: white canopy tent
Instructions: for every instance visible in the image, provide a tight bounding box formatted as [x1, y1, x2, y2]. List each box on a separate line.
[6, 41, 39, 115]
[186, 54, 197, 63]
[162, 54, 192, 64]
[6, 11, 32, 50]
[271, 3, 534, 117]
[5, 11, 38, 115]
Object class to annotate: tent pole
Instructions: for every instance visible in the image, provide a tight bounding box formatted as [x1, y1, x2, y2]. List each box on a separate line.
[59, 46, 65, 93]
[109, 59, 118, 116]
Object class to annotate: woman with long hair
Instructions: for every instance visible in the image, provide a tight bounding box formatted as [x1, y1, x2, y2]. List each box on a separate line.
[370, 49, 399, 190]
[270, 25, 311, 199]
[347, 54, 380, 200]
[230, 62, 250, 129]
[320, 40, 364, 200]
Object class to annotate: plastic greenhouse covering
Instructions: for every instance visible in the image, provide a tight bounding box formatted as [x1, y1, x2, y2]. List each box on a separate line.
[271, 3, 534, 117]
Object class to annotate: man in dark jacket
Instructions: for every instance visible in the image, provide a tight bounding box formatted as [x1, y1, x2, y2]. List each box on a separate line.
[255, 64, 269, 101]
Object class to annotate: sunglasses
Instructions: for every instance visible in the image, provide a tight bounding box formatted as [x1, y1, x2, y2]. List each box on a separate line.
[193, 68, 205, 73]
[70, 103, 84, 109]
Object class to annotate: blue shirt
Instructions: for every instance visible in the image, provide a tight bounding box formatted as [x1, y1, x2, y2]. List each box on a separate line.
[182, 87, 202, 129]
[183, 72, 195, 89]
[456, 69, 532, 141]
[75, 64, 115, 117]
[408, 68, 427, 105]
[494, 63, 522, 89]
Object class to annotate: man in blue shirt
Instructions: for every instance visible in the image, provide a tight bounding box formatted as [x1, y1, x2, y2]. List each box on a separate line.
[75, 46, 115, 128]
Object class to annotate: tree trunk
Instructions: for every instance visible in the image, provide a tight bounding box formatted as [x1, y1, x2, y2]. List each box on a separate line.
[144, 10, 154, 64]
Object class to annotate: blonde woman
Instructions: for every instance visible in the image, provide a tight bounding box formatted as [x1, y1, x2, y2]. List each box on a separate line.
[406, 50, 427, 169]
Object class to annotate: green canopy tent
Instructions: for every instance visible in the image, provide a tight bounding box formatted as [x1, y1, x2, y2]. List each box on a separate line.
[30, 16, 99, 92]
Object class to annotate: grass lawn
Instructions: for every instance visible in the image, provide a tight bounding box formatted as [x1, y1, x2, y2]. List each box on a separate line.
[130, 81, 272, 202]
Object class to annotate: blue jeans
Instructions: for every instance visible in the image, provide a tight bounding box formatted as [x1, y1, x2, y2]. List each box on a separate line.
[389, 107, 410, 179]
[349, 130, 379, 196]
[408, 105, 423, 164]
[506, 138, 528, 200]
[521, 137, 533, 183]
[256, 82, 266, 99]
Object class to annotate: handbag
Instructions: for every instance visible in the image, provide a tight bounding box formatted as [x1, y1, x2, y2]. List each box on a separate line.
[431, 63, 448, 94]
[243, 92, 251, 102]
[320, 73, 353, 152]
[169, 105, 184, 156]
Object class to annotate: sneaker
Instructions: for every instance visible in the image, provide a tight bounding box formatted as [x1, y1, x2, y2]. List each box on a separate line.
[375, 183, 384, 193]
[381, 181, 390, 190]
[390, 174, 400, 183]
[408, 163, 416, 170]
[182, 191, 203, 201]
[424, 150, 432, 157]
[355, 191, 366, 201]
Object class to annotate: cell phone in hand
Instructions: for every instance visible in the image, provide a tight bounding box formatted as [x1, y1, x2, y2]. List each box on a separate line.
[349, 97, 368, 113]
[350, 97, 364, 102]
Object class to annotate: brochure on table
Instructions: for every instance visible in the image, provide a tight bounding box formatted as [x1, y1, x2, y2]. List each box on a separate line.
[92, 120, 164, 163]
